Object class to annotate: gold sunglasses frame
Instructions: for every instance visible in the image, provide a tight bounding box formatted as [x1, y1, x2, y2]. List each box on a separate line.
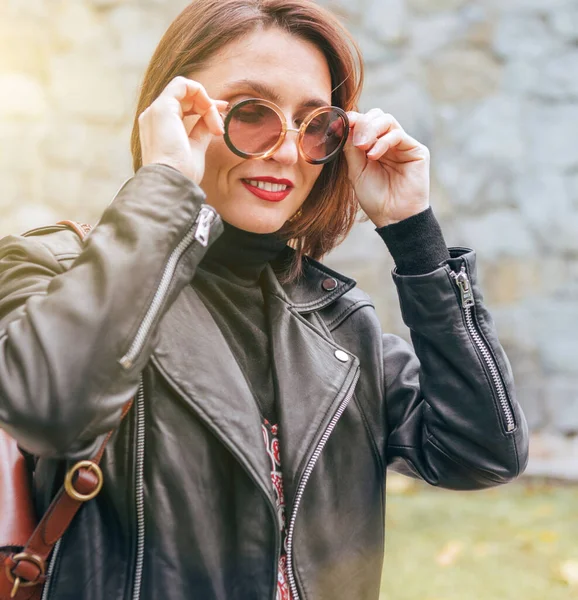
[222, 98, 350, 165]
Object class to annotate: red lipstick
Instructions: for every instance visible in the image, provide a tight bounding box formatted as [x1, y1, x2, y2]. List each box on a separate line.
[242, 176, 294, 203]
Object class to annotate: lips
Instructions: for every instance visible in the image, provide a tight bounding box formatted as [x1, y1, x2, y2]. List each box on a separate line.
[241, 177, 294, 203]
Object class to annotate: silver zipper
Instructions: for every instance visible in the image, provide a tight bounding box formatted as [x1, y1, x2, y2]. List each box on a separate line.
[40, 538, 62, 600]
[132, 380, 146, 600]
[39, 382, 146, 600]
[119, 206, 216, 370]
[286, 368, 360, 600]
[451, 265, 515, 432]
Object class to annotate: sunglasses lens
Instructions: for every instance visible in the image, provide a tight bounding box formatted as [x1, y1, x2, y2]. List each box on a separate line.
[302, 109, 347, 162]
[227, 101, 283, 155]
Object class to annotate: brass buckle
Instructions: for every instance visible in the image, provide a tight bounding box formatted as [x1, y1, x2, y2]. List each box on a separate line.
[5, 552, 46, 597]
[64, 460, 103, 502]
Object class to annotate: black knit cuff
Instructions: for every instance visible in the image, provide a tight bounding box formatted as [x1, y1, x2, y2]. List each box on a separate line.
[376, 207, 450, 275]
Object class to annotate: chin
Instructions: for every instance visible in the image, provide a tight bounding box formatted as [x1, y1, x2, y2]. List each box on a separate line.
[227, 217, 287, 234]
[221, 206, 292, 234]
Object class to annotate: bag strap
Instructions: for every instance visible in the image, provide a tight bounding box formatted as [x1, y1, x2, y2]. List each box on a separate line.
[56, 220, 94, 240]
[4, 221, 135, 597]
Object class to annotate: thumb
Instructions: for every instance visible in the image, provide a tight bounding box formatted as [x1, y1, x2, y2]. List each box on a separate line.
[188, 116, 214, 152]
[343, 140, 367, 183]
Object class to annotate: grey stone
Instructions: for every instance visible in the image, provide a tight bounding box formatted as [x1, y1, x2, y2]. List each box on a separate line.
[363, 0, 409, 46]
[517, 388, 547, 432]
[512, 173, 578, 256]
[567, 173, 578, 209]
[545, 381, 578, 435]
[361, 79, 434, 142]
[451, 95, 526, 163]
[322, 0, 364, 23]
[501, 59, 542, 96]
[483, 0, 570, 14]
[526, 432, 578, 480]
[410, 13, 462, 57]
[504, 50, 578, 102]
[506, 344, 546, 431]
[453, 210, 536, 260]
[407, 0, 467, 13]
[530, 51, 578, 101]
[435, 156, 515, 212]
[524, 104, 578, 170]
[326, 218, 385, 266]
[534, 303, 578, 375]
[493, 14, 562, 60]
[355, 34, 391, 66]
[549, 5, 578, 43]
[425, 48, 501, 103]
[515, 172, 571, 231]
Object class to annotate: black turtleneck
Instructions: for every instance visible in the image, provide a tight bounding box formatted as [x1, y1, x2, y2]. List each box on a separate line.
[194, 222, 287, 423]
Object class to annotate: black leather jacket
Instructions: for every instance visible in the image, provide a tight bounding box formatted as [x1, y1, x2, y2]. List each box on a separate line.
[0, 165, 529, 600]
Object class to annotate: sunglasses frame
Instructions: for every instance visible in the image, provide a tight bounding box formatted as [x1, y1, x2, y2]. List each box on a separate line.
[222, 98, 350, 165]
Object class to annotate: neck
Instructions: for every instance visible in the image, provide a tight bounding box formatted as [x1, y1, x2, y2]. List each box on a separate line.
[202, 221, 288, 278]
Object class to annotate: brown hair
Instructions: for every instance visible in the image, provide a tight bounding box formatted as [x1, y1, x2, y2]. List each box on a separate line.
[130, 0, 364, 280]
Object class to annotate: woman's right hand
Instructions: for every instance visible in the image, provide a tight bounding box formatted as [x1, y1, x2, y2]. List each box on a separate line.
[138, 76, 227, 185]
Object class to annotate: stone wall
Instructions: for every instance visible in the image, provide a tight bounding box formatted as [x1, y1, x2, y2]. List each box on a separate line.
[1, 0, 577, 476]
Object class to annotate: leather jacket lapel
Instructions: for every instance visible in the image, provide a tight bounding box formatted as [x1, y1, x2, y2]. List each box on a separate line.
[151, 283, 274, 501]
[263, 265, 360, 509]
[151, 259, 360, 511]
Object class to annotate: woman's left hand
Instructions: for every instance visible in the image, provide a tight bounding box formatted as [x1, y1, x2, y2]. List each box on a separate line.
[343, 109, 430, 228]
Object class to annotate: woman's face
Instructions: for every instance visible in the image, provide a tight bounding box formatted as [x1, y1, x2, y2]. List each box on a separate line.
[190, 27, 332, 234]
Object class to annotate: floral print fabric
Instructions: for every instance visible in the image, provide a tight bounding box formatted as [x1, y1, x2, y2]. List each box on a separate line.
[262, 420, 293, 600]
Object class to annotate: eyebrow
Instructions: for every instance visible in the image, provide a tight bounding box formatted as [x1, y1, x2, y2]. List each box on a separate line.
[220, 79, 330, 109]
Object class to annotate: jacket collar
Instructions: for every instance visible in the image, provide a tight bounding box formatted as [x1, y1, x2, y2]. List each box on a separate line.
[271, 247, 357, 314]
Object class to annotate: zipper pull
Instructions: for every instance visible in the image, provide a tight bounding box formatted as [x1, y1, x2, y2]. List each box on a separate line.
[452, 265, 475, 308]
[194, 207, 215, 247]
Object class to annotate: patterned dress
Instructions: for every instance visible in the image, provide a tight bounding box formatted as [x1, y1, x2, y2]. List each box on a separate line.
[262, 420, 293, 600]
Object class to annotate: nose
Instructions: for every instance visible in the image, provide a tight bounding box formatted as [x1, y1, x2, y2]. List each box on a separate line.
[269, 128, 300, 165]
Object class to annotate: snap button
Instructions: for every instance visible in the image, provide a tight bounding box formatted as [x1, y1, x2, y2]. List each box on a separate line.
[322, 277, 338, 292]
[335, 350, 349, 362]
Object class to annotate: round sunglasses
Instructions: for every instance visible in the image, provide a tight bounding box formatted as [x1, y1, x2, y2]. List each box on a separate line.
[221, 98, 350, 165]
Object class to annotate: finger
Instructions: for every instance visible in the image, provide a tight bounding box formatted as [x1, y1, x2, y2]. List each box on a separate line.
[366, 130, 403, 160]
[346, 111, 362, 126]
[184, 100, 228, 118]
[342, 142, 368, 181]
[352, 112, 400, 149]
[188, 115, 213, 150]
[183, 114, 201, 137]
[161, 77, 224, 136]
[367, 130, 426, 161]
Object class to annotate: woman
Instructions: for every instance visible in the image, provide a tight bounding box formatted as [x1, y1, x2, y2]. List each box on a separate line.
[0, 1, 528, 599]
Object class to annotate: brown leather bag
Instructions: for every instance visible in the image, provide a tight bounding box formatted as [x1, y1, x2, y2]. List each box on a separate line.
[0, 221, 133, 600]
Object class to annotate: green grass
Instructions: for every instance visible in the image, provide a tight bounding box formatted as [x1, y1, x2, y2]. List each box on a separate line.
[380, 475, 578, 600]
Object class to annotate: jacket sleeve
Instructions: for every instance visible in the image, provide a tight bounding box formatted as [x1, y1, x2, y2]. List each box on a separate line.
[0, 164, 223, 460]
[385, 247, 529, 490]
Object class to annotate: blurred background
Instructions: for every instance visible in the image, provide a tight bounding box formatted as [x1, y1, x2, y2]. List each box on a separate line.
[1, 0, 577, 597]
